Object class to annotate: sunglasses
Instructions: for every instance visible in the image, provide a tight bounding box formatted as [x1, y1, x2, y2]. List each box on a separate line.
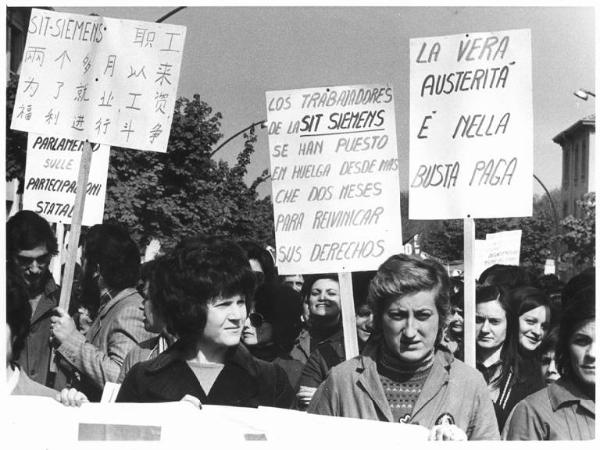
[248, 312, 265, 328]
[15, 253, 52, 268]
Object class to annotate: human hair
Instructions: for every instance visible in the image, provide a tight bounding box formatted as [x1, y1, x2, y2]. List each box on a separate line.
[152, 235, 255, 343]
[478, 264, 532, 290]
[508, 286, 551, 321]
[5, 263, 32, 363]
[539, 326, 560, 355]
[300, 273, 339, 303]
[555, 285, 595, 380]
[475, 284, 520, 388]
[367, 254, 450, 343]
[84, 223, 141, 291]
[6, 210, 58, 257]
[254, 283, 303, 352]
[140, 258, 168, 324]
[561, 267, 595, 308]
[238, 240, 277, 285]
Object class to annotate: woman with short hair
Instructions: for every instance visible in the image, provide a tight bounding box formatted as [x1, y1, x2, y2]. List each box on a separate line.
[116, 236, 294, 408]
[503, 284, 595, 440]
[308, 254, 499, 440]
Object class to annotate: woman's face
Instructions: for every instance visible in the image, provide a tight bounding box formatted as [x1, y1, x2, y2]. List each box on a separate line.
[307, 278, 340, 319]
[569, 319, 595, 387]
[540, 349, 560, 385]
[355, 304, 373, 343]
[476, 300, 507, 351]
[519, 305, 550, 351]
[241, 307, 274, 347]
[381, 290, 439, 363]
[202, 294, 246, 348]
[141, 281, 164, 334]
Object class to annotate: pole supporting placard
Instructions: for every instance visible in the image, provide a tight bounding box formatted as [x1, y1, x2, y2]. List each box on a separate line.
[339, 272, 359, 360]
[463, 216, 476, 368]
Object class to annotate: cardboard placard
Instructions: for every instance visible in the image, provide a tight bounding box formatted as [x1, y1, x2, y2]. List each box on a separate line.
[11, 8, 186, 152]
[474, 229, 522, 279]
[23, 133, 109, 226]
[409, 29, 533, 219]
[266, 84, 403, 274]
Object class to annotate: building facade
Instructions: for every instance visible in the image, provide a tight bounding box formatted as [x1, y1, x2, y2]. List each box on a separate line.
[553, 114, 595, 219]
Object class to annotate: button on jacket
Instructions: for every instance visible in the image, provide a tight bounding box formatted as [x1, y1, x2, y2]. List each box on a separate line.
[307, 340, 500, 440]
[502, 378, 595, 440]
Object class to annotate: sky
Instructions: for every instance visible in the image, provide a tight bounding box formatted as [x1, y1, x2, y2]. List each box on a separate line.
[52, 4, 596, 199]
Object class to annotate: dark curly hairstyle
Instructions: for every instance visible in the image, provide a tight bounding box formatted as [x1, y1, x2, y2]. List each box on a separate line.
[254, 283, 303, 352]
[6, 210, 58, 257]
[152, 235, 255, 342]
[238, 240, 277, 286]
[83, 223, 140, 291]
[367, 254, 450, 344]
[6, 263, 32, 363]
[479, 264, 532, 290]
[555, 285, 595, 381]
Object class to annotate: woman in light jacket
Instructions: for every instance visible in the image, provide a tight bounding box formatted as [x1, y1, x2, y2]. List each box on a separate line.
[308, 254, 499, 440]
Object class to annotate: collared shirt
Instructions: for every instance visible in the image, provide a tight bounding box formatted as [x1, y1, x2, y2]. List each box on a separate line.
[503, 378, 595, 440]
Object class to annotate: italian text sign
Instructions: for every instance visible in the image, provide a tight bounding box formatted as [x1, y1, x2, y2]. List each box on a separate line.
[11, 8, 186, 152]
[23, 134, 110, 226]
[409, 29, 533, 219]
[266, 85, 403, 274]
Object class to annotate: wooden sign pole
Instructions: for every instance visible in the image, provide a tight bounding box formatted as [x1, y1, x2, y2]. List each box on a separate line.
[51, 222, 65, 285]
[58, 141, 93, 311]
[463, 216, 476, 368]
[339, 272, 359, 360]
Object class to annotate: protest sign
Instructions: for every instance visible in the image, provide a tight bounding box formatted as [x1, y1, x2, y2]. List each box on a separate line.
[11, 8, 186, 152]
[23, 133, 110, 226]
[265, 84, 403, 275]
[409, 29, 533, 219]
[474, 229, 522, 279]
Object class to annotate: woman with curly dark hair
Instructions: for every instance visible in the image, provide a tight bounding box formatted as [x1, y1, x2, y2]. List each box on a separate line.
[116, 235, 294, 408]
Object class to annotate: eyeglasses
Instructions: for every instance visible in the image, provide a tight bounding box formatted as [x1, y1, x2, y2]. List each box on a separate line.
[248, 312, 265, 328]
[15, 253, 52, 268]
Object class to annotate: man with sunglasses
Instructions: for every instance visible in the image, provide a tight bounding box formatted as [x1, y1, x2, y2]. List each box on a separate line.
[6, 210, 69, 390]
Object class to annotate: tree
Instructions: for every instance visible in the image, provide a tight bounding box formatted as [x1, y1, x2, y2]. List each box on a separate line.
[556, 192, 595, 270]
[6, 72, 275, 250]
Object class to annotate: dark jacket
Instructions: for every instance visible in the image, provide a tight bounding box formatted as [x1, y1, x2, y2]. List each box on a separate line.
[116, 341, 295, 408]
[18, 273, 69, 391]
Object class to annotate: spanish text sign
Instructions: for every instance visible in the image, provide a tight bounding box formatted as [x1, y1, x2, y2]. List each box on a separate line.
[266, 85, 403, 274]
[23, 134, 110, 226]
[11, 9, 186, 152]
[409, 29, 533, 219]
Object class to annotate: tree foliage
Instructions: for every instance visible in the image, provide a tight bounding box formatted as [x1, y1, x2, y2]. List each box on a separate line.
[556, 192, 595, 270]
[6, 72, 275, 250]
[416, 190, 566, 274]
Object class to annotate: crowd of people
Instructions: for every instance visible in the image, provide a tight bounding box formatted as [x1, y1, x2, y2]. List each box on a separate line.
[5, 210, 596, 440]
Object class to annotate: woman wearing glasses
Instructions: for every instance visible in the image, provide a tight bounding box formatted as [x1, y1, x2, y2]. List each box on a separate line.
[241, 283, 305, 389]
[117, 236, 295, 408]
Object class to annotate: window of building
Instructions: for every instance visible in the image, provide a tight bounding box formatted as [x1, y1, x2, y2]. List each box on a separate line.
[573, 142, 579, 185]
[563, 146, 569, 187]
[581, 136, 588, 183]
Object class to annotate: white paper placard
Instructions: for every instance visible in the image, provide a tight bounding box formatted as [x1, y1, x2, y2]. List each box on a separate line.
[409, 29, 533, 219]
[11, 8, 186, 152]
[266, 84, 403, 274]
[474, 229, 522, 278]
[23, 133, 110, 226]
